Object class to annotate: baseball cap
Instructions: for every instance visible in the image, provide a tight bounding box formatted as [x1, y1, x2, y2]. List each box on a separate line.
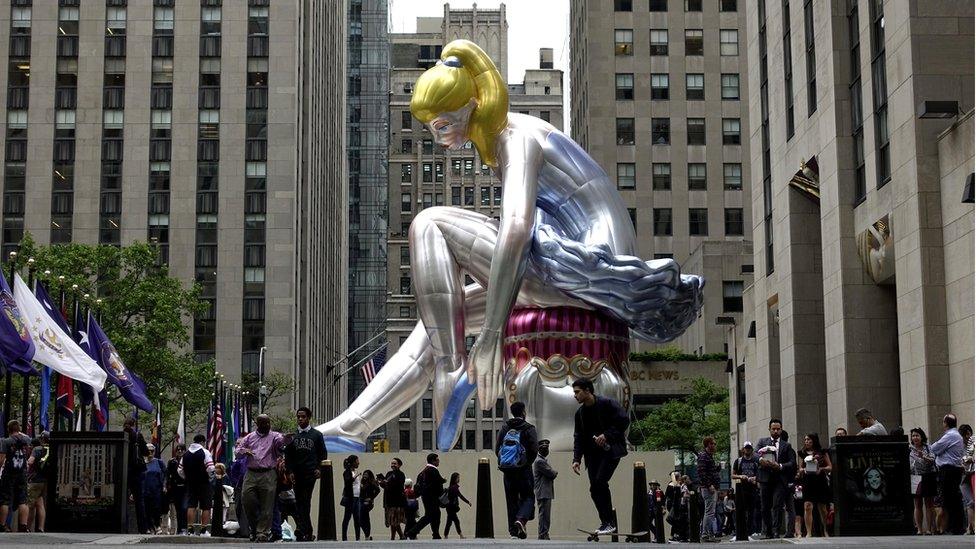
[743, 441, 753, 448]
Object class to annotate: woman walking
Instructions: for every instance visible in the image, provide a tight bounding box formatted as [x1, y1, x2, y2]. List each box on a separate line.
[796, 433, 832, 537]
[359, 470, 381, 541]
[443, 472, 471, 538]
[340, 455, 362, 541]
[380, 458, 407, 540]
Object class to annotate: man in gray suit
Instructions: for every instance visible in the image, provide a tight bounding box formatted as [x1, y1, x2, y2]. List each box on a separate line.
[533, 439, 558, 540]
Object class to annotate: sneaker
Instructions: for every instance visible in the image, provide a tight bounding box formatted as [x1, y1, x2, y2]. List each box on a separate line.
[596, 524, 617, 535]
[515, 521, 527, 539]
[200, 531, 211, 538]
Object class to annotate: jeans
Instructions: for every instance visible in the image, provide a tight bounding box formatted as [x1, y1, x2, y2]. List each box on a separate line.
[293, 473, 317, 540]
[503, 467, 535, 534]
[168, 486, 187, 533]
[444, 506, 461, 537]
[700, 486, 718, 537]
[341, 497, 361, 540]
[242, 469, 277, 539]
[537, 498, 552, 539]
[361, 502, 373, 538]
[939, 465, 965, 534]
[585, 453, 621, 527]
[738, 484, 758, 536]
[759, 481, 786, 537]
[129, 476, 148, 533]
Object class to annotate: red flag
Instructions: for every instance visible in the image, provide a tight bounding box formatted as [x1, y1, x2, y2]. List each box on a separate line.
[56, 374, 74, 429]
[207, 401, 224, 462]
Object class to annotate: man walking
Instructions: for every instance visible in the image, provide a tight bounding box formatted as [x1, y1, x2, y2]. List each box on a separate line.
[755, 419, 795, 539]
[235, 414, 285, 542]
[533, 439, 557, 540]
[0, 420, 32, 532]
[731, 441, 760, 538]
[697, 436, 721, 541]
[405, 453, 446, 539]
[284, 407, 327, 542]
[571, 379, 630, 535]
[496, 401, 538, 538]
[930, 413, 966, 535]
[180, 434, 215, 536]
[166, 444, 188, 534]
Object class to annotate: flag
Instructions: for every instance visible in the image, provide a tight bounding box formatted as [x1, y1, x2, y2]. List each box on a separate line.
[25, 400, 33, 437]
[225, 391, 237, 466]
[14, 275, 107, 393]
[207, 397, 224, 462]
[94, 388, 108, 432]
[39, 365, 51, 431]
[173, 400, 185, 457]
[151, 405, 162, 457]
[56, 373, 74, 430]
[0, 270, 36, 375]
[360, 345, 387, 385]
[82, 312, 153, 413]
[73, 305, 106, 430]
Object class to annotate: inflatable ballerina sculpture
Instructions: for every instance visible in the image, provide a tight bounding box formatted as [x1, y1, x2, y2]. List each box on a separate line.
[319, 40, 703, 452]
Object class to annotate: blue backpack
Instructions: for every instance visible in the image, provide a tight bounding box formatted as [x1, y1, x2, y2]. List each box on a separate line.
[498, 428, 526, 469]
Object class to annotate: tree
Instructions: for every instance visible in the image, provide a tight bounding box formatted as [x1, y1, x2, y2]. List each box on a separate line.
[9, 235, 214, 437]
[241, 370, 297, 433]
[630, 377, 731, 460]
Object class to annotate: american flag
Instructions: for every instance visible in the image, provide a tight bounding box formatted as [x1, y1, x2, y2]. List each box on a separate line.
[207, 400, 224, 462]
[360, 346, 387, 385]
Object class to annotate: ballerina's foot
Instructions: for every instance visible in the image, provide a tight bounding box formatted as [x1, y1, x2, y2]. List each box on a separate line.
[324, 435, 366, 453]
[436, 373, 478, 451]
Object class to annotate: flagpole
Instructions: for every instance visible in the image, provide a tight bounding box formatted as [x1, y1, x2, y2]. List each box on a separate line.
[20, 258, 34, 425]
[69, 284, 82, 432]
[332, 341, 389, 385]
[3, 250, 17, 434]
[54, 275, 66, 433]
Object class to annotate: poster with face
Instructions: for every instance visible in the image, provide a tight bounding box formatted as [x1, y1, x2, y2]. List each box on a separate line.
[833, 440, 914, 535]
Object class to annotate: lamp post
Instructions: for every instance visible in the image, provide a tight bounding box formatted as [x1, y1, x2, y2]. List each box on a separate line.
[258, 346, 267, 413]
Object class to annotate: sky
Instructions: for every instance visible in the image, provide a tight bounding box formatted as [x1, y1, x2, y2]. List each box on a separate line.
[388, 0, 572, 127]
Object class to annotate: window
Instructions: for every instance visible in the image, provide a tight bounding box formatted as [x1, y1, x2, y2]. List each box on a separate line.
[784, 0, 796, 138]
[652, 118, 670, 145]
[849, 0, 866, 202]
[721, 0, 738, 11]
[720, 29, 739, 55]
[652, 163, 671, 190]
[483, 430, 493, 450]
[723, 281, 744, 312]
[451, 187, 461, 205]
[650, 30, 668, 55]
[616, 118, 635, 145]
[400, 276, 411, 295]
[615, 74, 634, 100]
[722, 118, 741, 145]
[464, 187, 474, 206]
[12, 7, 31, 28]
[423, 163, 432, 182]
[649, 0, 668, 11]
[401, 111, 412, 130]
[55, 110, 75, 129]
[400, 192, 411, 212]
[103, 110, 124, 129]
[804, 0, 817, 115]
[615, 29, 634, 55]
[400, 138, 412, 154]
[6, 111, 27, 129]
[723, 163, 742, 190]
[736, 366, 746, 423]
[687, 118, 705, 145]
[685, 0, 702, 11]
[616, 163, 636, 189]
[869, 0, 889, 186]
[651, 74, 669, 100]
[689, 208, 708, 236]
[401, 164, 412, 183]
[725, 208, 744, 236]
[628, 208, 637, 228]
[615, 0, 632, 10]
[686, 74, 704, 100]
[721, 74, 740, 99]
[422, 430, 432, 450]
[688, 163, 707, 190]
[480, 187, 490, 206]
[653, 209, 672, 236]
[685, 30, 703, 55]
[154, 7, 174, 31]
[106, 7, 126, 32]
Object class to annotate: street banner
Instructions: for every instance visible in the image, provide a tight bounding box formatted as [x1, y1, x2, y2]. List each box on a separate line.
[0, 272, 36, 375]
[84, 312, 153, 413]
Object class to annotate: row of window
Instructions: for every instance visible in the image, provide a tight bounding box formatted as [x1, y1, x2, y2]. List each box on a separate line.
[643, 207, 744, 237]
[615, 72, 740, 101]
[617, 117, 741, 146]
[615, 28, 739, 56]
[2, 3, 32, 257]
[614, 0, 738, 12]
[616, 162, 742, 190]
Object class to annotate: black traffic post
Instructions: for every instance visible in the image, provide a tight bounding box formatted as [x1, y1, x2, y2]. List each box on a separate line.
[735, 481, 748, 541]
[688, 490, 701, 543]
[654, 488, 665, 543]
[631, 461, 650, 541]
[211, 482, 224, 536]
[475, 457, 494, 538]
[317, 459, 336, 541]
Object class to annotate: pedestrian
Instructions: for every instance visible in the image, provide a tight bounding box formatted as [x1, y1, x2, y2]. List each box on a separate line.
[442, 472, 471, 538]
[834, 427, 848, 438]
[930, 413, 966, 535]
[228, 452, 249, 538]
[180, 434, 215, 536]
[732, 440, 760, 538]
[910, 428, 937, 535]
[696, 436, 721, 541]
[723, 489, 735, 535]
[340, 455, 362, 541]
[142, 443, 167, 534]
[26, 432, 50, 534]
[283, 406, 327, 542]
[403, 478, 418, 535]
[235, 414, 285, 542]
[854, 408, 888, 436]
[960, 424, 974, 535]
[405, 453, 446, 540]
[274, 459, 297, 541]
[796, 433, 831, 537]
[0, 420, 32, 532]
[570, 379, 630, 536]
[664, 472, 684, 541]
[360, 469, 381, 541]
[533, 438, 557, 540]
[212, 463, 232, 528]
[379, 458, 406, 540]
[123, 416, 150, 534]
[166, 444, 188, 534]
[715, 490, 727, 536]
[756, 418, 796, 539]
[496, 400, 538, 538]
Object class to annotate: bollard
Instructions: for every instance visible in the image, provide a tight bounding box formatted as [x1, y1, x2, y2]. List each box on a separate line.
[734, 480, 748, 541]
[631, 462, 650, 541]
[475, 457, 494, 538]
[316, 460, 336, 541]
[688, 490, 701, 543]
[611, 509, 618, 543]
[654, 488, 665, 543]
[211, 482, 224, 536]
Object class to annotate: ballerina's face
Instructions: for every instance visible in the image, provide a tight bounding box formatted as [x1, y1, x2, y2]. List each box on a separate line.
[426, 99, 477, 150]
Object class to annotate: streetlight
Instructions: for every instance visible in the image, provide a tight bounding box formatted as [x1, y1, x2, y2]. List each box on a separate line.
[258, 346, 267, 413]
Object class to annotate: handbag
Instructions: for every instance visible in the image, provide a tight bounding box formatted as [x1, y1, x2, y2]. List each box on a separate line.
[438, 490, 451, 508]
[340, 496, 351, 507]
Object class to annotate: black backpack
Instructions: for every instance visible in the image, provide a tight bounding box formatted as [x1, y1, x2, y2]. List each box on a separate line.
[182, 448, 208, 485]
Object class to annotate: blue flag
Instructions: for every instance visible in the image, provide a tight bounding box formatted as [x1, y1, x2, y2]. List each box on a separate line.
[83, 312, 154, 413]
[39, 365, 50, 431]
[0, 274, 36, 375]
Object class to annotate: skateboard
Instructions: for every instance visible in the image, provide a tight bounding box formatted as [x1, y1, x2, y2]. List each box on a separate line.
[577, 529, 648, 542]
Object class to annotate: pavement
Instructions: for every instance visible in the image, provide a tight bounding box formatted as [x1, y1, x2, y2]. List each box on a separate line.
[0, 533, 970, 547]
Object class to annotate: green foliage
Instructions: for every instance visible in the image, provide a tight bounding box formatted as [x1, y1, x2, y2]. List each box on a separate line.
[10, 234, 214, 436]
[241, 371, 297, 433]
[630, 377, 731, 456]
[630, 345, 727, 363]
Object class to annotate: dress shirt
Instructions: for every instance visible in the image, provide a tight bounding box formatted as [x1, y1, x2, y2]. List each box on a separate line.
[236, 430, 285, 470]
[930, 428, 964, 468]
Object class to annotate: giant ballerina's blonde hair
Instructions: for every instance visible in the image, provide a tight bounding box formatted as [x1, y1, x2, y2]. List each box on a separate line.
[410, 40, 509, 167]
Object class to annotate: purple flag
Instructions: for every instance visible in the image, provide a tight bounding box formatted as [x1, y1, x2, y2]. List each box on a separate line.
[0, 274, 35, 375]
[84, 312, 153, 413]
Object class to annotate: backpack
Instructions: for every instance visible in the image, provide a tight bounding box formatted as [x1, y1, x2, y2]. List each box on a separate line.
[182, 448, 208, 485]
[6, 435, 29, 471]
[498, 428, 526, 469]
[414, 468, 426, 496]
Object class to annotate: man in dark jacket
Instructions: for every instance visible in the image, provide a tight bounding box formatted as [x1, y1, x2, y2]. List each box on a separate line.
[495, 401, 538, 539]
[533, 439, 557, 540]
[166, 444, 188, 534]
[284, 407, 327, 542]
[571, 379, 629, 535]
[755, 418, 796, 539]
[405, 453, 445, 539]
[123, 417, 150, 534]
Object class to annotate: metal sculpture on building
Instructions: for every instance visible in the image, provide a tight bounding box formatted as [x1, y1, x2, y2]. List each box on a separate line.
[319, 40, 704, 452]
